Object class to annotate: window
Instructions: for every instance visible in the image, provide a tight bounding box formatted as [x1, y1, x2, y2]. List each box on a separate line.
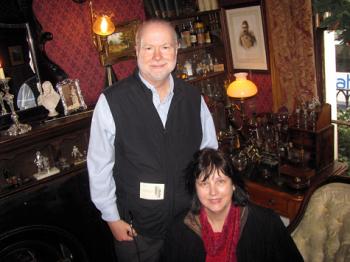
[324, 30, 350, 174]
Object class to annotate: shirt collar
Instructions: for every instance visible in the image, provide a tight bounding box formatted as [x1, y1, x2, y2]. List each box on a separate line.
[138, 72, 174, 99]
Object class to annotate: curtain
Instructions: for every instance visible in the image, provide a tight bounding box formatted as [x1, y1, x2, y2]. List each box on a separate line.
[265, 0, 317, 112]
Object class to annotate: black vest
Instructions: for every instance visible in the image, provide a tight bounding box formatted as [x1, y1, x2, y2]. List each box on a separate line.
[104, 71, 202, 238]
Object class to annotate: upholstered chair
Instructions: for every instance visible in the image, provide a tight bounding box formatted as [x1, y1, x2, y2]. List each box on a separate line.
[289, 176, 350, 262]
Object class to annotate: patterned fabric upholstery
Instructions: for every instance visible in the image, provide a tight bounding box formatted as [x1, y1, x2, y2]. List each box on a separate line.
[291, 182, 350, 262]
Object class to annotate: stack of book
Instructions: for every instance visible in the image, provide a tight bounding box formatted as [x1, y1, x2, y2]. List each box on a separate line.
[144, 0, 197, 18]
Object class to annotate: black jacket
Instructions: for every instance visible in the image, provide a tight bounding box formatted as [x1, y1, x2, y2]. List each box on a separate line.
[163, 204, 304, 262]
[104, 70, 202, 238]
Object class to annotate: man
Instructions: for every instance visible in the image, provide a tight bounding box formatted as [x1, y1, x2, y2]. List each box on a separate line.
[87, 19, 218, 262]
[239, 20, 256, 49]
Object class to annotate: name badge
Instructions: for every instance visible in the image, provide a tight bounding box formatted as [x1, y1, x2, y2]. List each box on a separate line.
[140, 182, 165, 200]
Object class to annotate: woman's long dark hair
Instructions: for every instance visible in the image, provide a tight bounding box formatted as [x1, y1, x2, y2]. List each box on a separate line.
[186, 148, 249, 214]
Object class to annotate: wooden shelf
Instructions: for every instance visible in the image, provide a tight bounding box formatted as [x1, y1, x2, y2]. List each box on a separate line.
[185, 71, 226, 84]
[178, 41, 222, 54]
[160, 9, 221, 22]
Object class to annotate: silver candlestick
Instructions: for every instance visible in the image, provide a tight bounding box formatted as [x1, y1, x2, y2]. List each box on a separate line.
[0, 77, 32, 136]
[0, 90, 7, 115]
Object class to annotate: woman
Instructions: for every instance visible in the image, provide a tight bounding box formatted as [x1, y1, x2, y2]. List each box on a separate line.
[163, 148, 303, 262]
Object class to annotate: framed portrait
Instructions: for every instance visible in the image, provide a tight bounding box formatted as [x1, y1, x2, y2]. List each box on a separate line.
[56, 79, 87, 115]
[102, 19, 140, 66]
[8, 45, 25, 66]
[225, 5, 269, 71]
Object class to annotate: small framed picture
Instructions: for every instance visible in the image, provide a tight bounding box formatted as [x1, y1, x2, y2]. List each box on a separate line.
[102, 19, 140, 65]
[56, 79, 87, 115]
[8, 45, 25, 66]
[224, 5, 269, 71]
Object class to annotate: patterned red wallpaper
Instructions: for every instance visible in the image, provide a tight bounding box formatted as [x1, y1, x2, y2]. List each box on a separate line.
[33, 0, 272, 112]
[251, 73, 273, 113]
[33, 0, 144, 105]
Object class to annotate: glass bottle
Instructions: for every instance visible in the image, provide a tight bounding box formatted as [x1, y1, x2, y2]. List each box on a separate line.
[184, 60, 193, 77]
[194, 16, 205, 45]
[180, 23, 191, 48]
[207, 53, 214, 72]
[175, 25, 184, 49]
[204, 25, 212, 44]
[189, 21, 197, 47]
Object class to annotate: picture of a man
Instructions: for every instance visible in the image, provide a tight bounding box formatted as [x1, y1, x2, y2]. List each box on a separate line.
[239, 20, 256, 49]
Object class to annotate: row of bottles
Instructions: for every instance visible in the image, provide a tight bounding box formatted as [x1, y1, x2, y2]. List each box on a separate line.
[175, 14, 220, 48]
[176, 51, 223, 80]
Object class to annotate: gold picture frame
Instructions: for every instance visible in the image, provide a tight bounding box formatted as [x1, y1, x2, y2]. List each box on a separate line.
[56, 79, 87, 115]
[102, 19, 141, 66]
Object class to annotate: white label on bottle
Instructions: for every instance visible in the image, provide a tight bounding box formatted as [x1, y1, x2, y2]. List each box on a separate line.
[213, 64, 225, 72]
[140, 182, 165, 200]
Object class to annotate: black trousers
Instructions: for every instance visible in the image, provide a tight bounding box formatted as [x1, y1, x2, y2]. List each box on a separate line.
[114, 235, 164, 262]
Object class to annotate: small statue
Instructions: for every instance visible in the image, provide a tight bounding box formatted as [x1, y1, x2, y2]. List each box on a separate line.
[71, 145, 85, 165]
[33, 150, 60, 180]
[34, 151, 45, 173]
[37, 81, 60, 117]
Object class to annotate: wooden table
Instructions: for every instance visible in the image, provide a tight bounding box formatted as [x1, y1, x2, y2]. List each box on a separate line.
[245, 161, 348, 223]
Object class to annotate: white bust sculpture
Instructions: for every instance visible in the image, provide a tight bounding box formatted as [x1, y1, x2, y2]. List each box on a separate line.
[37, 81, 60, 117]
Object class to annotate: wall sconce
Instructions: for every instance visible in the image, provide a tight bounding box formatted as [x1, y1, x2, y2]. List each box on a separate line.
[92, 15, 115, 36]
[92, 15, 115, 59]
[89, 1, 117, 87]
[226, 72, 257, 129]
[90, 1, 115, 59]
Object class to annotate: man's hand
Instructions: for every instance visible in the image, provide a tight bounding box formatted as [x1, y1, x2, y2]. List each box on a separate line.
[108, 220, 137, 241]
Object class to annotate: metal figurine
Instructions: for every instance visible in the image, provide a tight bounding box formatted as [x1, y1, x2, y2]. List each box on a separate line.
[71, 145, 86, 165]
[34, 151, 47, 173]
[33, 151, 60, 180]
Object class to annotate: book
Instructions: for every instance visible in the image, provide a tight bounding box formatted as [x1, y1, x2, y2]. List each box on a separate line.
[143, 0, 155, 18]
[157, 0, 167, 18]
[174, 0, 180, 16]
[150, 0, 161, 17]
[164, 0, 176, 18]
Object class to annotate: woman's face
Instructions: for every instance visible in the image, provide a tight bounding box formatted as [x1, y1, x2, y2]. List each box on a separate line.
[196, 169, 234, 217]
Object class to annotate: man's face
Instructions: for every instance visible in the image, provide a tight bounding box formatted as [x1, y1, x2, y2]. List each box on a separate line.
[136, 23, 177, 86]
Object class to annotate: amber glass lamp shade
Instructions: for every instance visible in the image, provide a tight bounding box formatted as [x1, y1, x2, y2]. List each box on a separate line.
[227, 72, 257, 99]
[93, 15, 115, 36]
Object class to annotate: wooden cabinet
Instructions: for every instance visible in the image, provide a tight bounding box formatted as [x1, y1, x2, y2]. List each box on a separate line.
[0, 111, 116, 261]
[245, 161, 348, 223]
[172, 10, 227, 84]
[0, 111, 92, 189]
[279, 104, 334, 189]
[245, 179, 303, 221]
[170, 10, 229, 131]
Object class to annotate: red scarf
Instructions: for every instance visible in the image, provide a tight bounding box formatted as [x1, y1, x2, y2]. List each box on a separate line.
[200, 205, 240, 262]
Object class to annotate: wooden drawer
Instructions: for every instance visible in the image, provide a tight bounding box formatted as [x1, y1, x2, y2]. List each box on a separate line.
[245, 180, 304, 221]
